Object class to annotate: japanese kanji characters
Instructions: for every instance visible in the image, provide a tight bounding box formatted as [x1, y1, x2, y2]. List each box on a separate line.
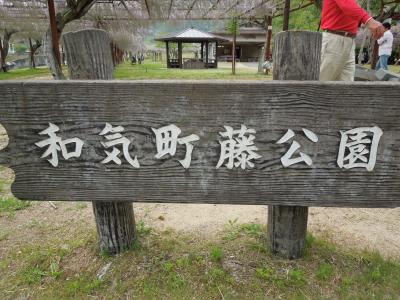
[337, 126, 383, 171]
[99, 123, 140, 168]
[152, 124, 199, 169]
[216, 125, 261, 169]
[35, 123, 84, 167]
[277, 128, 318, 167]
[35, 123, 384, 172]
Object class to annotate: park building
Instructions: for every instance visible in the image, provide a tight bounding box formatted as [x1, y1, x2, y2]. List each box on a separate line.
[212, 27, 266, 63]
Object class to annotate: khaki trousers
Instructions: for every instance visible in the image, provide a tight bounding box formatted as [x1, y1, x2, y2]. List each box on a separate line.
[320, 32, 356, 81]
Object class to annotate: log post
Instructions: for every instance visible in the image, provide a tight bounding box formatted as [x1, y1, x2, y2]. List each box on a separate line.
[62, 29, 136, 255]
[268, 31, 322, 259]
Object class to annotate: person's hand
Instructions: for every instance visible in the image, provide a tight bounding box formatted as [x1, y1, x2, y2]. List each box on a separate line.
[366, 18, 385, 39]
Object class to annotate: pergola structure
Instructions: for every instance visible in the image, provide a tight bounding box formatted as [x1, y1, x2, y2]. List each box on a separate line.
[155, 28, 228, 69]
[0, 0, 317, 23]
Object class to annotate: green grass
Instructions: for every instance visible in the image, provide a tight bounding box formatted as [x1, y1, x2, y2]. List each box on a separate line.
[114, 61, 270, 80]
[1, 61, 399, 81]
[1, 219, 400, 299]
[0, 197, 31, 214]
[0, 174, 31, 216]
[0, 67, 51, 80]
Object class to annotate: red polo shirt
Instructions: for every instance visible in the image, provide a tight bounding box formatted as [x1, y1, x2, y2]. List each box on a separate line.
[321, 0, 372, 34]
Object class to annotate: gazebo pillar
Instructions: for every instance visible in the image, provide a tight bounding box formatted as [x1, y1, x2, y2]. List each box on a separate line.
[200, 41, 204, 61]
[205, 41, 209, 68]
[178, 41, 183, 69]
[215, 41, 218, 68]
[165, 41, 170, 68]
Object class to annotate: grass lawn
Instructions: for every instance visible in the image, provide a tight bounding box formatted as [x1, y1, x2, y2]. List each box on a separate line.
[114, 61, 271, 80]
[0, 67, 51, 80]
[0, 61, 399, 81]
[0, 201, 399, 299]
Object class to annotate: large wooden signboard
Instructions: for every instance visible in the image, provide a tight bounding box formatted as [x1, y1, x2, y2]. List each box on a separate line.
[0, 80, 399, 207]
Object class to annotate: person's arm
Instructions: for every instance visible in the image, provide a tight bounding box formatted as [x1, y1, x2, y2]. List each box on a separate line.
[333, 0, 385, 38]
[366, 19, 385, 39]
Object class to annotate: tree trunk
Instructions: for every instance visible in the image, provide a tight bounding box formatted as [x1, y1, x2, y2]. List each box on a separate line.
[0, 37, 6, 73]
[264, 15, 273, 75]
[358, 0, 371, 65]
[258, 46, 264, 73]
[62, 29, 136, 254]
[0, 30, 16, 73]
[371, 40, 379, 70]
[269, 31, 322, 259]
[357, 28, 369, 65]
[232, 32, 236, 75]
[29, 38, 37, 69]
[45, 29, 65, 79]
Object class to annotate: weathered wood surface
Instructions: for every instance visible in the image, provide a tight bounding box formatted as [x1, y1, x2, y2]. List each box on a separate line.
[273, 31, 322, 80]
[268, 206, 308, 259]
[62, 29, 114, 80]
[0, 80, 400, 207]
[92, 201, 136, 254]
[268, 31, 321, 259]
[62, 29, 135, 255]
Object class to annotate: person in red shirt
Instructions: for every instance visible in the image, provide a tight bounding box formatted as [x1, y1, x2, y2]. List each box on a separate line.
[319, 0, 385, 81]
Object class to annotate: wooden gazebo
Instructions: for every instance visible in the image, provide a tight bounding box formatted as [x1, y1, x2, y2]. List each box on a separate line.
[155, 28, 228, 69]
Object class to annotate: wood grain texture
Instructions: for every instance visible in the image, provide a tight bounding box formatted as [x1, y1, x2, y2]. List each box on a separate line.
[63, 28, 135, 256]
[62, 29, 114, 80]
[268, 205, 308, 258]
[268, 31, 318, 259]
[0, 80, 399, 208]
[273, 31, 322, 80]
[92, 201, 136, 254]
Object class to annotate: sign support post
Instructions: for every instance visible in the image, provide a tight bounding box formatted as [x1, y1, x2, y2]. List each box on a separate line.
[62, 29, 136, 254]
[267, 31, 322, 259]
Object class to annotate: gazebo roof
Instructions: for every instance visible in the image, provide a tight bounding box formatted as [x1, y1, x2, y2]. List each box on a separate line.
[155, 28, 228, 42]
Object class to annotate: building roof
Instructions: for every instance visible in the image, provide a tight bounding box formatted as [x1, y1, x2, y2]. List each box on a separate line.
[213, 27, 266, 35]
[155, 28, 228, 42]
[212, 27, 266, 45]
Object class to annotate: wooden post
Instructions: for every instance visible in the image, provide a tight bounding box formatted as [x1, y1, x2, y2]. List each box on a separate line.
[166, 41, 170, 68]
[62, 29, 136, 255]
[205, 41, 209, 68]
[200, 41, 204, 61]
[178, 42, 183, 69]
[268, 31, 322, 259]
[215, 41, 218, 67]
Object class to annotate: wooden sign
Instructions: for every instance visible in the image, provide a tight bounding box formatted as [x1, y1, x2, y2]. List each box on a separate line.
[0, 80, 399, 208]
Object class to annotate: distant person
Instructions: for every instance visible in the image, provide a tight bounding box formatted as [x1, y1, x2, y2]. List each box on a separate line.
[376, 22, 394, 71]
[320, 0, 385, 81]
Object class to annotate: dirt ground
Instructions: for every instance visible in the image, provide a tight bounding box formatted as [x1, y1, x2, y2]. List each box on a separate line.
[0, 126, 399, 259]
